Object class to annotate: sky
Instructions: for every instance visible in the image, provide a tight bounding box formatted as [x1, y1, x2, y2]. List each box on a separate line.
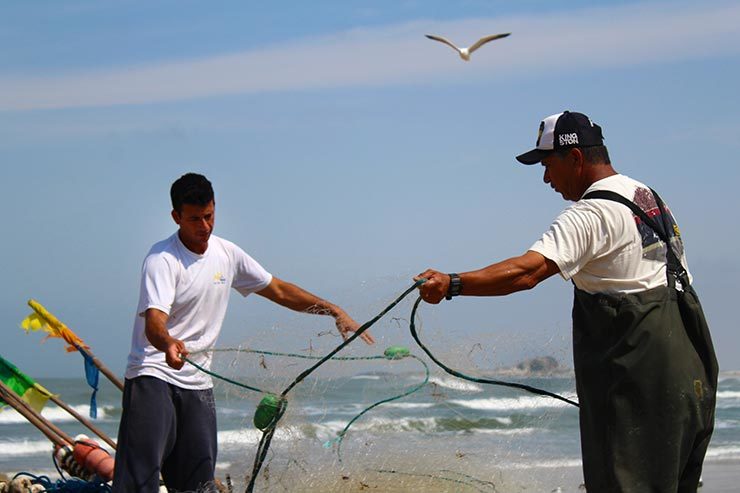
[2, 0, 739, 379]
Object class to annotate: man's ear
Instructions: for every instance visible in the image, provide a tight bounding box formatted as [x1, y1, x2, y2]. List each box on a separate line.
[171, 209, 181, 225]
[572, 148, 585, 172]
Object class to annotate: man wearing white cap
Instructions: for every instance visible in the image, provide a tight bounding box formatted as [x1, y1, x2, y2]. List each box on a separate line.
[416, 111, 718, 492]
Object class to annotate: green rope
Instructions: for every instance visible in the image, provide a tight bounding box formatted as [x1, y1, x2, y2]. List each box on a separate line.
[185, 348, 390, 396]
[206, 347, 387, 361]
[183, 356, 265, 393]
[408, 296, 579, 408]
[280, 280, 424, 397]
[324, 353, 429, 461]
[246, 280, 425, 493]
[190, 346, 429, 453]
[182, 279, 578, 493]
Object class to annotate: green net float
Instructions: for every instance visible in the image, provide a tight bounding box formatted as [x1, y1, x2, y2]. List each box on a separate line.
[383, 346, 410, 360]
[253, 394, 286, 431]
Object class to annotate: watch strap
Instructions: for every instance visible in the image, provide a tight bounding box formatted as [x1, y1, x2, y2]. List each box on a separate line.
[446, 273, 462, 300]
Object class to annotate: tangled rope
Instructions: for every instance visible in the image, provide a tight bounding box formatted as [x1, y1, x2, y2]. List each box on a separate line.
[187, 346, 430, 461]
[244, 281, 424, 492]
[9, 472, 112, 492]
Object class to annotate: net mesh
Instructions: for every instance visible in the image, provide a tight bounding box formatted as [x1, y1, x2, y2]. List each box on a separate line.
[196, 284, 579, 492]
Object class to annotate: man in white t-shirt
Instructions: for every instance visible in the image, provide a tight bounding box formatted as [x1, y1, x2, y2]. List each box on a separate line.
[416, 112, 717, 492]
[113, 173, 374, 493]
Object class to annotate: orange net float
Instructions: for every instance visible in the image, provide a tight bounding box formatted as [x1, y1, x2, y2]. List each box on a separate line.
[55, 434, 115, 481]
[72, 436, 115, 482]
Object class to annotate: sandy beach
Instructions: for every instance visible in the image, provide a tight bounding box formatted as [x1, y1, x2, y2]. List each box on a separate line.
[2, 457, 738, 491]
[244, 459, 740, 492]
[214, 454, 740, 492]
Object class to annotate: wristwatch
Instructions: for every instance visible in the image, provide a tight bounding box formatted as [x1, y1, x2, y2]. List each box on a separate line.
[446, 273, 462, 300]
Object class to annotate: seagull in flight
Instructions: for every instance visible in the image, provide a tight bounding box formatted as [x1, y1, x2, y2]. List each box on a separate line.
[425, 33, 511, 61]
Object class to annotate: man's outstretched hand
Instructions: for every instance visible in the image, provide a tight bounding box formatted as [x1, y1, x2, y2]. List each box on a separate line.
[414, 269, 450, 304]
[335, 310, 375, 345]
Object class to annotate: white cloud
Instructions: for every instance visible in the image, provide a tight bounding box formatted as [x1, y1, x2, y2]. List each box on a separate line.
[1, 1, 739, 111]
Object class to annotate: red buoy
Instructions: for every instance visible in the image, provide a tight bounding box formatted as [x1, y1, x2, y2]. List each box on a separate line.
[72, 437, 115, 481]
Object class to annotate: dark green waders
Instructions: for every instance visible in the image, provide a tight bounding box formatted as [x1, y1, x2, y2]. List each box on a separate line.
[573, 190, 719, 493]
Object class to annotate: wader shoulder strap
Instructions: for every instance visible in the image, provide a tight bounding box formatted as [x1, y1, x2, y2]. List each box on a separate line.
[582, 189, 689, 286]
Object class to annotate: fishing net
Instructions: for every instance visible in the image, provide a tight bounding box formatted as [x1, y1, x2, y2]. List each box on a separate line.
[196, 280, 580, 492]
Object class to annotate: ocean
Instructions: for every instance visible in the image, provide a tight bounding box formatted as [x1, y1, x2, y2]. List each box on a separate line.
[2, 368, 739, 492]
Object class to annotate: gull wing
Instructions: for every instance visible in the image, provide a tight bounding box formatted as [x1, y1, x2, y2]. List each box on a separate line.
[468, 33, 511, 54]
[425, 34, 461, 53]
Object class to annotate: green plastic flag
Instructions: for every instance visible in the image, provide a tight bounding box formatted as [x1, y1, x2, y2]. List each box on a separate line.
[0, 355, 53, 413]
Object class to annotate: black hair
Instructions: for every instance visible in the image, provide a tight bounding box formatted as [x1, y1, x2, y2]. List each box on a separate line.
[170, 173, 214, 212]
[555, 145, 611, 165]
[582, 145, 611, 165]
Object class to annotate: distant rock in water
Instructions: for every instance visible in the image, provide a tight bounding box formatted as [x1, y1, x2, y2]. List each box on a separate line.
[490, 356, 571, 377]
[516, 356, 560, 374]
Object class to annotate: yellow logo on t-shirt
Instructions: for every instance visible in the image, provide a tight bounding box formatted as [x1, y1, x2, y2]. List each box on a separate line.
[213, 272, 227, 285]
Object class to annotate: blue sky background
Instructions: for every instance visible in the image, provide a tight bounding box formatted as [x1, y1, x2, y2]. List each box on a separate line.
[2, 0, 739, 378]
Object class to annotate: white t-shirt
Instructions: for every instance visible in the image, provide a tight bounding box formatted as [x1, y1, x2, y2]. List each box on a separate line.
[529, 174, 691, 294]
[125, 233, 272, 389]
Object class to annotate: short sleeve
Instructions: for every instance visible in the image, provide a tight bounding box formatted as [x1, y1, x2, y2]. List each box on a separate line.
[137, 254, 177, 316]
[230, 246, 272, 296]
[529, 204, 606, 280]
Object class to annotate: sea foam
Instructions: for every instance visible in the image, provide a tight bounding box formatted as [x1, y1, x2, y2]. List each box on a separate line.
[449, 395, 574, 411]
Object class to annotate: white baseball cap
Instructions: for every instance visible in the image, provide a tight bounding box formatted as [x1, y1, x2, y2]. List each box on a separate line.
[516, 111, 604, 165]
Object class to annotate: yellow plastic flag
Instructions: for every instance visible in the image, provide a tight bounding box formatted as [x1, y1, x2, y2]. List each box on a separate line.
[21, 313, 49, 332]
[21, 300, 87, 352]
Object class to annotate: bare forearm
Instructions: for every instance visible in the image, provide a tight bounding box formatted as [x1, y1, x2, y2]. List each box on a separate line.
[145, 315, 175, 352]
[258, 276, 374, 344]
[416, 251, 559, 304]
[461, 255, 554, 296]
[144, 308, 188, 369]
[145, 326, 176, 353]
[262, 279, 339, 315]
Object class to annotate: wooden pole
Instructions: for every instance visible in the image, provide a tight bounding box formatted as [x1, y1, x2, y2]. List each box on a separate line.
[0, 380, 72, 447]
[75, 344, 124, 392]
[48, 394, 117, 450]
[27, 299, 125, 392]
